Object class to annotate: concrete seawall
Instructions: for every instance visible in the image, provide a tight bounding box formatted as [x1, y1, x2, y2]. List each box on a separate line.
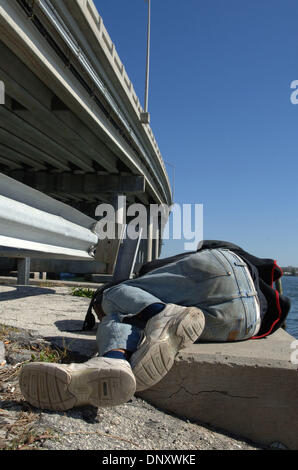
[139, 329, 298, 449]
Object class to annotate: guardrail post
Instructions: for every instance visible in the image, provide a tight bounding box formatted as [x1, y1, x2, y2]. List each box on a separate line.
[17, 258, 30, 285]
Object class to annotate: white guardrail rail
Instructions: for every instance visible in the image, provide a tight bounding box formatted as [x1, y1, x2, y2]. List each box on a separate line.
[0, 173, 99, 260]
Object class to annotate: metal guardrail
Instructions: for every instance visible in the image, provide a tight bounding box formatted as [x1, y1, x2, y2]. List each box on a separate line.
[0, 173, 143, 284]
[0, 173, 99, 261]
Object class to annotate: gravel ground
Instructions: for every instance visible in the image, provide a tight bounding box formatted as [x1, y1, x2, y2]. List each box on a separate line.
[0, 327, 263, 451]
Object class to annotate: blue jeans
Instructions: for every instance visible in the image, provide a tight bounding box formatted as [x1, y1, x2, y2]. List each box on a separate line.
[96, 249, 261, 356]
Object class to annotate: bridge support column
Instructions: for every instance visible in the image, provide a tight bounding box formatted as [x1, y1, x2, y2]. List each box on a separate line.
[154, 227, 160, 260]
[146, 211, 153, 262]
[33, 272, 47, 280]
[17, 258, 30, 285]
[148, 211, 161, 261]
[113, 194, 126, 226]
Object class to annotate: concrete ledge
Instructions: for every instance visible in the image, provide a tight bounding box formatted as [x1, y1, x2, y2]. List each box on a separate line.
[138, 329, 298, 449]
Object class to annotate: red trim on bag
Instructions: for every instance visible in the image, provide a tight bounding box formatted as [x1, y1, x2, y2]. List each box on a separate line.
[251, 259, 284, 340]
[252, 289, 282, 339]
[272, 261, 283, 285]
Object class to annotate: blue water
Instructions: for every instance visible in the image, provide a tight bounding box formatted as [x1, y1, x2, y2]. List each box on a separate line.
[282, 276, 298, 339]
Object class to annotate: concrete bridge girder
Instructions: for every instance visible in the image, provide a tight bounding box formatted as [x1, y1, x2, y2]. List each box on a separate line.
[6, 171, 145, 195]
[0, 42, 119, 174]
[0, 0, 171, 206]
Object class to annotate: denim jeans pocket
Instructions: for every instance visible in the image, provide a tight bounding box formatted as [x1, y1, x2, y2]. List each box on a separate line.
[179, 249, 231, 282]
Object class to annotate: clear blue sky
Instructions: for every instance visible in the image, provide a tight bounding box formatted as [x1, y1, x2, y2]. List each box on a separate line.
[94, 0, 298, 266]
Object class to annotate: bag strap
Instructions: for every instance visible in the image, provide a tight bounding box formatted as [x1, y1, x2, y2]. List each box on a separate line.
[82, 288, 99, 331]
[82, 279, 128, 331]
[82, 302, 96, 331]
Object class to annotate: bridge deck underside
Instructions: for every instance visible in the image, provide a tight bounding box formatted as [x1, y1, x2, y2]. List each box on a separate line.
[0, 43, 154, 217]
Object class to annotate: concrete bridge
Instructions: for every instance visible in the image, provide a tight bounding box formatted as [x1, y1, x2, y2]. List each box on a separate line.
[0, 0, 172, 279]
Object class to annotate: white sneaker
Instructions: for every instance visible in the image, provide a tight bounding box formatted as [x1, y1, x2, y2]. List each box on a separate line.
[130, 304, 205, 392]
[19, 357, 136, 411]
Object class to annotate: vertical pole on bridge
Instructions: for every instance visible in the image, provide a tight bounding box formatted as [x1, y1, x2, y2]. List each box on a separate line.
[144, 0, 151, 114]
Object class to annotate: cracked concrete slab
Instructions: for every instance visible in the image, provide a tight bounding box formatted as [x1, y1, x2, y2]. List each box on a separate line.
[0, 284, 98, 357]
[138, 329, 298, 450]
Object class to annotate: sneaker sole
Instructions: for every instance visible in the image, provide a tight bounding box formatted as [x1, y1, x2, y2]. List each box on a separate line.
[131, 307, 205, 392]
[19, 362, 136, 411]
